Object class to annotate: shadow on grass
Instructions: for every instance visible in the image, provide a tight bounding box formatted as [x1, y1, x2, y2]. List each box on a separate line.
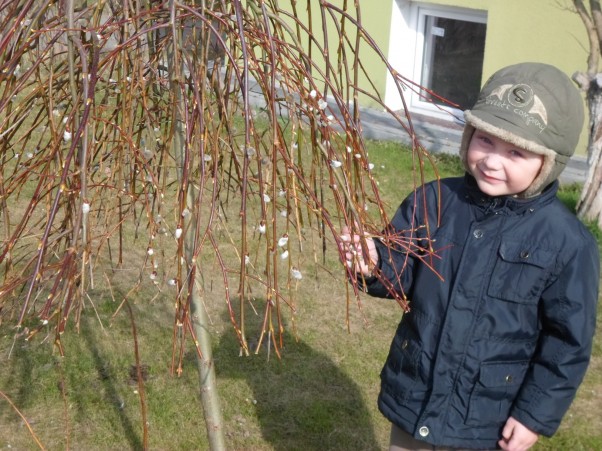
[75, 315, 144, 450]
[0, 319, 141, 450]
[0, 334, 38, 426]
[212, 309, 380, 451]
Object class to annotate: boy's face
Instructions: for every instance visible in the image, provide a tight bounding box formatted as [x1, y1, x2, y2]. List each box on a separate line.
[467, 130, 544, 197]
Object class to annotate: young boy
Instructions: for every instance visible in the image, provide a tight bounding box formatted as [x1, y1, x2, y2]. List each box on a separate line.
[341, 62, 600, 450]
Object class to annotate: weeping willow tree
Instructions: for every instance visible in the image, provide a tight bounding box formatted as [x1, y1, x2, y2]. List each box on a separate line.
[0, 0, 438, 448]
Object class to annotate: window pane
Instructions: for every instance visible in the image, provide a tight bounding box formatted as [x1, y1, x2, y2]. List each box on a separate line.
[421, 16, 486, 110]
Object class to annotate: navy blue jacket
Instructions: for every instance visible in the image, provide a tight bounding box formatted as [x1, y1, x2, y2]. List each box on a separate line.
[365, 175, 599, 449]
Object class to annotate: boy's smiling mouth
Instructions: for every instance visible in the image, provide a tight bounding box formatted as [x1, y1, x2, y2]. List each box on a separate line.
[477, 168, 505, 184]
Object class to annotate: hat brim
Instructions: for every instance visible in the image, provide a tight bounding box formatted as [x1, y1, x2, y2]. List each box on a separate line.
[465, 110, 561, 163]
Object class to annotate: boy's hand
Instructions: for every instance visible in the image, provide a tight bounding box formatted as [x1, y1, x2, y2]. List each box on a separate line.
[340, 225, 378, 276]
[498, 416, 539, 451]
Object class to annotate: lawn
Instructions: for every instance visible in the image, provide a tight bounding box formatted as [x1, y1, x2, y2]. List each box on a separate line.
[1, 141, 600, 450]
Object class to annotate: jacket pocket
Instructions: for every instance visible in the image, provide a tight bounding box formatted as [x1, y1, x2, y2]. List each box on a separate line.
[488, 239, 554, 303]
[380, 333, 422, 404]
[466, 361, 529, 426]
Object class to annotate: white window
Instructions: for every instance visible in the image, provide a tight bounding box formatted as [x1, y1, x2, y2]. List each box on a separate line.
[385, 2, 487, 120]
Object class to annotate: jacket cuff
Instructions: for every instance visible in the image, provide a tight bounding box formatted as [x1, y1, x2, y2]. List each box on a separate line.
[510, 406, 555, 437]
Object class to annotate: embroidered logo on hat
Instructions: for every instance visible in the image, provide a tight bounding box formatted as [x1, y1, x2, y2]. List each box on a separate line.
[487, 84, 548, 133]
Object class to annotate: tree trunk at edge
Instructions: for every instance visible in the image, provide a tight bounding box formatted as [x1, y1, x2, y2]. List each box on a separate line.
[577, 75, 602, 229]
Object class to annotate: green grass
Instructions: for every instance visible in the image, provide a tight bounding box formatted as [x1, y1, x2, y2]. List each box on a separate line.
[557, 182, 602, 243]
[1, 144, 601, 450]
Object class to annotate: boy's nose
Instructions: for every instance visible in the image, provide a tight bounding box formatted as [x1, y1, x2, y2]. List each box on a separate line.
[482, 153, 503, 170]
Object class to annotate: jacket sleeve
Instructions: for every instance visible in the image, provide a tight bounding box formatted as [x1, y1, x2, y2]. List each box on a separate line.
[510, 230, 600, 437]
[361, 183, 436, 299]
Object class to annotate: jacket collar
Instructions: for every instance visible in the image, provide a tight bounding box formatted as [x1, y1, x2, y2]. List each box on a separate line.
[463, 173, 558, 215]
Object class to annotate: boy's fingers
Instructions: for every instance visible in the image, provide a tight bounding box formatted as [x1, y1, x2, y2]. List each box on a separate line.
[340, 234, 364, 246]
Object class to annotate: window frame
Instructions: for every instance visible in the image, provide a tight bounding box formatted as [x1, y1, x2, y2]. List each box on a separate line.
[385, 1, 487, 121]
[412, 4, 487, 116]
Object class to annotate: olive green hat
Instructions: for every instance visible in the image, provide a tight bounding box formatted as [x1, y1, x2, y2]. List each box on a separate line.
[459, 62, 585, 197]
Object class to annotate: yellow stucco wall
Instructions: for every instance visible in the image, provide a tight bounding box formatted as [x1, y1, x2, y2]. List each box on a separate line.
[274, 1, 393, 102]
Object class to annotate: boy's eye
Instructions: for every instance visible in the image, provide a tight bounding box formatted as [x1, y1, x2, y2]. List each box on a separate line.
[509, 149, 523, 158]
[479, 135, 493, 145]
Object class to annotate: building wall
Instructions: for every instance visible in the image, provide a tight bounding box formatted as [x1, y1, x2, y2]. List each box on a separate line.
[276, 1, 393, 106]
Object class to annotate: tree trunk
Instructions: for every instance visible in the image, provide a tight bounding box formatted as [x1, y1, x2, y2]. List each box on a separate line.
[186, 199, 226, 451]
[168, 1, 226, 448]
[577, 74, 602, 229]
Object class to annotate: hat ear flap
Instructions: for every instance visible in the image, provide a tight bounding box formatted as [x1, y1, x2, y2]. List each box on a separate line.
[459, 123, 475, 174]
[521, 155, 560, 197]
